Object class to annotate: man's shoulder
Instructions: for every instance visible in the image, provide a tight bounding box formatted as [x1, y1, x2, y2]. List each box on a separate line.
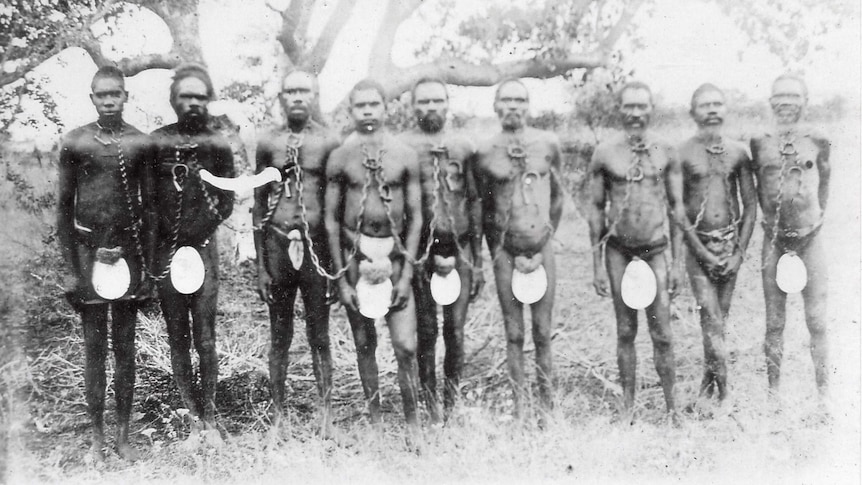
[61, 123, 95, 146]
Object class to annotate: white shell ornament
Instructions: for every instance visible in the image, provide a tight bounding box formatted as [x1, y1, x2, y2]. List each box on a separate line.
[621, 258, 657, 310]
[776, 252, 807, 293]
[92, 258, 131, 300]
[430, 270, 461, 306]
[356, 277, 392, 319]
[170, 246, 206, 295]
[511, 265, 548, 304]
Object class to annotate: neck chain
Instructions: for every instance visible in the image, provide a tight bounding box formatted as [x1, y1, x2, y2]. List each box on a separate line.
[689, 140, 739, 231]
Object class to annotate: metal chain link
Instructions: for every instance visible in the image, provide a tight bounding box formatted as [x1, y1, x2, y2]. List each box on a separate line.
[762, 134, 796, 267]
[100, 124, 148, 280]
[594, 137, 649, 250]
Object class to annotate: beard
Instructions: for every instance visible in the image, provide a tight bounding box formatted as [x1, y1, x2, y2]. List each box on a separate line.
[286, 106, 310, 123]
[500, 112, 524, 131]
[178, 108, 208, 132]
[696, 115, 724, 127]
[417, 112, 445, 133]
[622, 113, 650, 129]
[357, 118, 381, 133]
[772, 103, 802, 124]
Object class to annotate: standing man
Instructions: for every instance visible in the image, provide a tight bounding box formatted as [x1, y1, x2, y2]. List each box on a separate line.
[324, 79, 423, 429]
[750, 74, 830, 396]
[57, 65, 156, 461]
[151, 64, 235, 433]
[474, 78, 563, 418]
[399, 77, 484, 422]
[678, 83, 757, 402]
[587, 81, 683, 422]
[253, 70, 339, 427]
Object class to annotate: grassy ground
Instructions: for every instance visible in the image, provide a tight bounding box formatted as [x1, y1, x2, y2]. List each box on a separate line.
[1, 119, 859, 484]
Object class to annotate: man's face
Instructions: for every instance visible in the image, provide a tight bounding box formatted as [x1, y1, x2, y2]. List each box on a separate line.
[413, 82, 448, 133]
[494, 81, 529, 131]
[172, 77, 210, 125]
[90, 77, 127, 121]
[691, 89, 726, 128]
[770, 78, 806, 125]
[620, 88, 653, 130]
[280, 72, 315, 125]
[350, 88, 386, 133]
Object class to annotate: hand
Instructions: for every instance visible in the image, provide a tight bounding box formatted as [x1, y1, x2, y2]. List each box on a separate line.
[469, 269, 485, 302]
[668, 265, 682, 297]
[257, 270, 273, 304]
[133, 277, 155, 301]
[593, 270, 610, 297]
[697, 251, 724, 275]
[719, 251, 743, 277]
[390, 276, 411, 311]
[63, 273, 86, 312]
[338, 281, 359, 313]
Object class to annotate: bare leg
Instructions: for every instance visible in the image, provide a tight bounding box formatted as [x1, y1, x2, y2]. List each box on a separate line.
[605, 247, 638, 413]
[686, 252, 730, 401]
[386, 268, 420, 428]
[346, 309, 380, 423]
[300, 268, 333, 429]
[81, 304, 109, 460]
[441, 255, 473, 413]
[160, 290, 199, 418]
[644, 253, 676, 414]
[111, 301, 139, 460]
[801, 235, 829, 395]
[268, 283, 298, 418]
[192, 243, 220, 427]
[762, 239, 787, 391]
[493, 250, 527, 418]
[413, 269, 441, 422]
[530, 241, 556, 410]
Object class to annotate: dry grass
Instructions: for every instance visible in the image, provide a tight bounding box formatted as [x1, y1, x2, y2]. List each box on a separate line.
[1, 118, 860, 484]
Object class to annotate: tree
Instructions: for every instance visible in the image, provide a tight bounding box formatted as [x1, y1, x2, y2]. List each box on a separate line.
[0, 0, 852, 116]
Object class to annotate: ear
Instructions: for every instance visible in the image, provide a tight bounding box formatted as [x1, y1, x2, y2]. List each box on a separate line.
[89, 93, 97, 105]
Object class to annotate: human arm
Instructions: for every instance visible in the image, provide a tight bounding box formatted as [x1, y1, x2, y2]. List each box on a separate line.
[664, 145, 684, 295]
[56, 138, 83, 288]
[464, 148, 485, 300]
[814, 135, 831, 211]
[253, 137, 274, 304]
[391, 149, 423, 310]
[548, 136, 564, 231]
[721, 148, 758, 276]
[324, 150, 358, 311]
[135, 137, 158, 299]
[586, 149, 609, 297]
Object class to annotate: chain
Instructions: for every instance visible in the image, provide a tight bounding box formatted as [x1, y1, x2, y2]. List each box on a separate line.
[151, 188, 183, 282]
[688, 141, 740, 231]
[254, 132, 303, 232]
[491, 138, 527, 262]
[98, 123, 147, 277]
[594, 138, 649, 250]
[763, 134, 797, 267]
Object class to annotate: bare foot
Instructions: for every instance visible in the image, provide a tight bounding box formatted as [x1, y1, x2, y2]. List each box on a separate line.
[116, 441, 141, 462]
[88, 442, 106, 464]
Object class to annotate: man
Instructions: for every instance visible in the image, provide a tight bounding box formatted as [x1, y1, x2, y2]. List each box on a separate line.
[57, 65, 155, 461]
[587, 81, 683, 422]
[151, 64, 235, 434]
[398, 78, 484, 422]
[750, 74, 830, 396]
[324, 79, 423, 429]
[253, 70, 339, 427]
[678, 83, 757, 402]
[474, 79, 563, 418]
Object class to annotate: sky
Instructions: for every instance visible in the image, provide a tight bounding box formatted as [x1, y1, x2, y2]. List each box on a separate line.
[9, 0, 861, 148]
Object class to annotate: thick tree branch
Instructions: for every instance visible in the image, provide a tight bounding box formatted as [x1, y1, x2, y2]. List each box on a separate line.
[117, 52, 184, 75]
[275, 0, 309, 62]
[382, 54, 604, 98]
[300, 0, 358, 74]
[368, 0, 422, 75]
[598, 0, 645, 54]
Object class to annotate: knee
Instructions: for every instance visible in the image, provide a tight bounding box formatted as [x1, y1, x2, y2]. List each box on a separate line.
[649, 330, 673, 350]
[306, 329, 330, 352]
[532, 325, 552, 348]
[196, 337, 217, 356]
[617, 327, 636, 346]
[353, 336, 376, 356]
[392, 338, 416, 362]
[506, 329, 525, 348]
